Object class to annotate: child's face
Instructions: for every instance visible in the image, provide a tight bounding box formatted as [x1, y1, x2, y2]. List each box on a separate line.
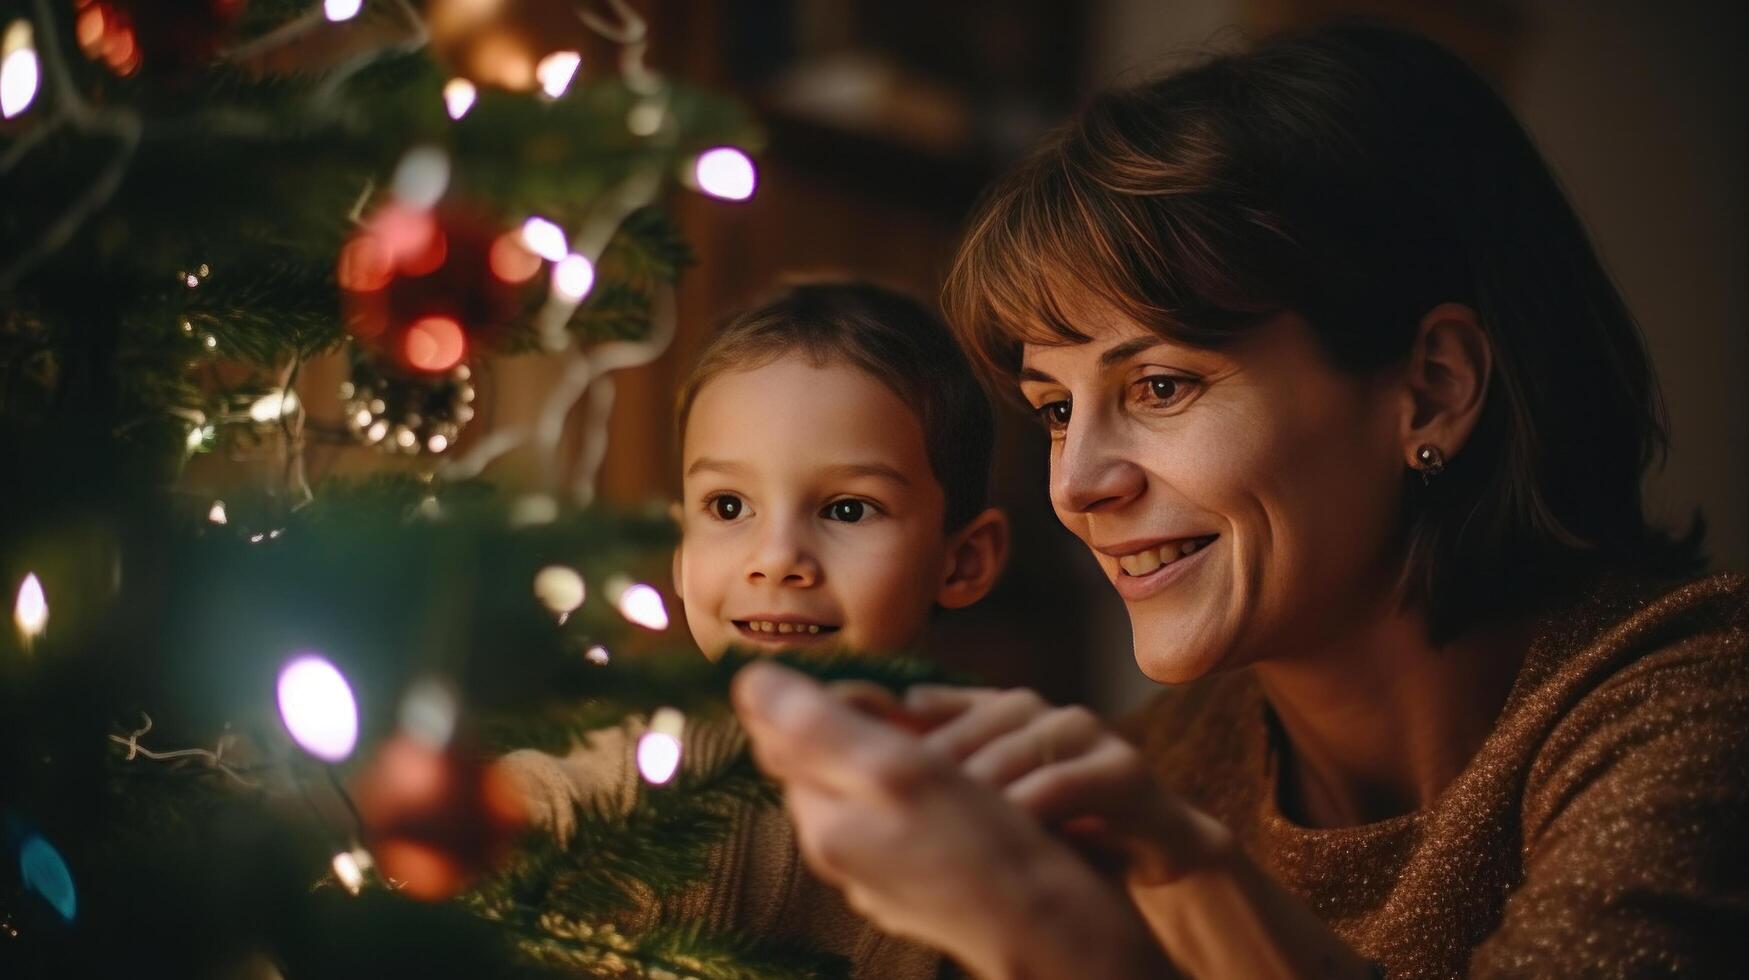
[675, 354, 952, 659]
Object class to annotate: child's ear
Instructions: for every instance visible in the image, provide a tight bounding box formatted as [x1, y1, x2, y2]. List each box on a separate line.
[936, 507, 1010, 609]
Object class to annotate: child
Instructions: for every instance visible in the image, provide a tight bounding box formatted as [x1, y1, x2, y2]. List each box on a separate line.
[506, 281, 1009, 978]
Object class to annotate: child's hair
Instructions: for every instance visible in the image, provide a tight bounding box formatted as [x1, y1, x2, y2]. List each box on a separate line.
[677, 280, 995, 530]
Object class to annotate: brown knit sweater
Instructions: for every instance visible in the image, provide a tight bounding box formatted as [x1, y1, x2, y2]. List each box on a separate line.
[500, 714, 944, 979]
[1127, 573, 1749, 979]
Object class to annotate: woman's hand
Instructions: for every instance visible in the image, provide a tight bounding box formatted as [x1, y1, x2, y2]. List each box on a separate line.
[900, 684, 1231, 887]
[732, 661, 1176, 980]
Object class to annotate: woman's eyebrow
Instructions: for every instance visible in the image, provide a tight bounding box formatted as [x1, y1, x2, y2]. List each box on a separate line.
[1098, 336, 1167, 367]
[1018, 366, 1057, 383]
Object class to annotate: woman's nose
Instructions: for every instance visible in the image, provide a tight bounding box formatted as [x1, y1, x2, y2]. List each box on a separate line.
[746, 519, 821, 587]
[1051, 421, 1146, 515]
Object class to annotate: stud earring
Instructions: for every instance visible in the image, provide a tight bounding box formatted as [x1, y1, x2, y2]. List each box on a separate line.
[1413, 444, 1446, 483]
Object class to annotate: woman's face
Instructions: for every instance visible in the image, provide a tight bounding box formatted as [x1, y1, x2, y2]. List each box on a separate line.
[1018, 306, 1407, 683]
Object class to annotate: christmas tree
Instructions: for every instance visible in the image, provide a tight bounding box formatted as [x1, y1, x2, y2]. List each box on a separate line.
[0, 2, 940, 976]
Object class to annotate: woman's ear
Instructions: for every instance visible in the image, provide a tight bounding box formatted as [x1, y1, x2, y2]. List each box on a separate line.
[1400, 303, 1492, 467]
[936, 507, 1011, 609]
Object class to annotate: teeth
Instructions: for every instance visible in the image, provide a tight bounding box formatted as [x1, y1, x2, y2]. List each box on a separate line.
[744, 620, 826, 635]
[1117, 538, 1211, 576]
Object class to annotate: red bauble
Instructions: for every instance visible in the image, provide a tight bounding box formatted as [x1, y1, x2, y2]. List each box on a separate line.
[350, 734, 528, 901]
[339, 202, 532, 376]
[73, 0, 247, 79]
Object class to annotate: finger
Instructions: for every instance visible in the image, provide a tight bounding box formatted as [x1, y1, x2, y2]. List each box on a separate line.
[962, 706, 1106, 788]
[920, 687, 1050, 762]
[1003, 739, 1142, 825]
[828, 680, 932, 734]
[901, 684, 996, 726]
[734, 661, 934, 800]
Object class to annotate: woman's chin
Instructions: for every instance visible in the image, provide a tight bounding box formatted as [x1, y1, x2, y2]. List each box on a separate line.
[1128, 605, 1233, 685]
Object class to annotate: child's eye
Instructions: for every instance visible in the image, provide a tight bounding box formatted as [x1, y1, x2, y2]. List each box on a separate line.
[822, 499, 870, 523]
[705, 493, 745, 521]
[1035, 400, 1071, 433]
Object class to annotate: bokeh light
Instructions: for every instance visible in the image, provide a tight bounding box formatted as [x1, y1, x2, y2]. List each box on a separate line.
[443, 77, 477, 120]
[535, 51, 581, 98]
[1, 21, 39, 119]
[616, 582, 669, 631]
[637, 708, 686, 785]
[19, 834, 75, 922]
[276, 654, 360, 763]
[693, 147, 757, 201]
[552, 253, 595, 302]
[14, 572, 46, 641]
[403, 316, 467, 373]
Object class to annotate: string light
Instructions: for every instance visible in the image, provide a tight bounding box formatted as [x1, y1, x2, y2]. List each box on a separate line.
[611, 578, 668, 631]
[14, 572, 46, 650]
[248, 389, 300, 424]
[276, 653, 360, 763]
[403, 315, 467, 372]
[399, 677, 458, 749]
[207, 501, 228, 525]
[584, 645, 611, 665]
[17, 834, 75, 923]
[552, 253, 595, 302]
[519, 217, 568, 262]
[637, 707, 685, 785]
[1, 20, 39, 119]
[532, 565, 585, 623]
[535, 51, 581, 98]
[330, 850, 366, 894]
[324, 0, 363, 23]
[693, 147, 757, 201]
[391, 146, 450, 210]
[442, 78, 476, 120]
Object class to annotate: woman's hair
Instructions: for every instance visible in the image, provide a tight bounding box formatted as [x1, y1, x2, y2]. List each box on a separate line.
[945, 22, 1704, 639]
[676, 280, 996, 530]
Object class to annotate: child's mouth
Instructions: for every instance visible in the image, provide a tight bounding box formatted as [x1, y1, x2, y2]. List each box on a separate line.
[732, 619, 841, 642]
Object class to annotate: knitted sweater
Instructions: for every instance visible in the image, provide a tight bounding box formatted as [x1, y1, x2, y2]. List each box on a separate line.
[1126, 573, 1748, 978]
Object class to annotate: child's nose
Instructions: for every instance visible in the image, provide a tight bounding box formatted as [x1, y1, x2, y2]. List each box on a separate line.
[746, 523, 820, 587]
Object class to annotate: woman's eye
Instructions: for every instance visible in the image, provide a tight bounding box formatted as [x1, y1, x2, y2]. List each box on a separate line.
[823, 499, 867, 523]
[707, 494, 744, 520]
[1035, 400, 1072, 432]
[1133, 375, 1195, 410]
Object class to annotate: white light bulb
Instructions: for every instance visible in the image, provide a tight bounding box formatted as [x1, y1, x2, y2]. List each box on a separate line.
[276, 654, 359, 763]
[443, 78, 476, 120]
[208, 501, 228, 525]
[323, 0, 363, 22]
[535, 50, 581, 98]
[552, 254, 595, 302]
[584, 645, 611, 665]
[14, 573, 47, 640]
[616, 582, 669, 631]
[391, 146, 450, 210]
[248, 389, 299, 424]
[693, 147, 757, 201]
[330, 850, 366, 894]
[399, 677, 457, 749]
[637, 708, 685, 785]
[533, 565, 586, 617]
[1, 21, 39, 120]
[519, 217, 568, 262]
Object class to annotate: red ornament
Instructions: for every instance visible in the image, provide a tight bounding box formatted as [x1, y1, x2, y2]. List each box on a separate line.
[73, 0, 246, 79]
[350, 734, 528, 901]
[339, 202, 530, 375]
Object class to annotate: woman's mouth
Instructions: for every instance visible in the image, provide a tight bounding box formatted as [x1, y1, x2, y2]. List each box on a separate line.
[732, 619, 841, 643]
[1110, 535, 1218, 601]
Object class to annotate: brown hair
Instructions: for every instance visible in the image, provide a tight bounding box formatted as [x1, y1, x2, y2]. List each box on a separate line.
[944, 23, 1703, 639]
[677, 280, 996, 530]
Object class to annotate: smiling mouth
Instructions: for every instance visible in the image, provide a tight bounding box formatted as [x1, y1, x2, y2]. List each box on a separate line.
[733, 619, 841, 640]
[1114, 535, 1219, 577]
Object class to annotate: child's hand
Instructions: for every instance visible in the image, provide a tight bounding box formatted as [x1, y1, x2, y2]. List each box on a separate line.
[899, 684, 1229, 887]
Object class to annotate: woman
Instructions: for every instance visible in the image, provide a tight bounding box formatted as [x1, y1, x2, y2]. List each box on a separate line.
[730, 23, 1747, 980]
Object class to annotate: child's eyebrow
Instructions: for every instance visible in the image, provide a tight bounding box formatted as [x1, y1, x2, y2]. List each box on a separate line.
[818, 462, 913, 486]
[685, 457, 751, 478]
